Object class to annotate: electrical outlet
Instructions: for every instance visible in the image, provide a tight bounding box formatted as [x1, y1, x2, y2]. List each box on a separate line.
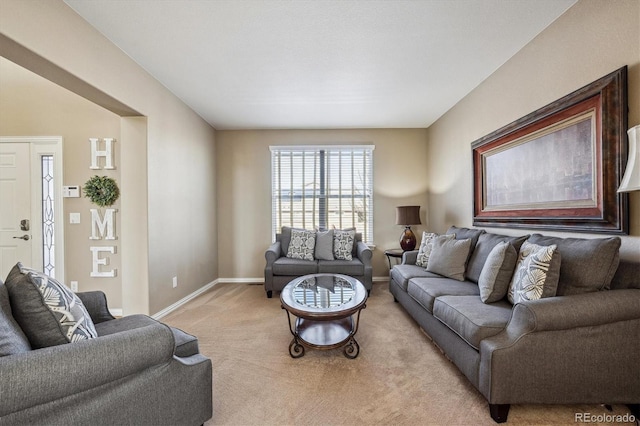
[70, 281, 78, 292]
[172, 276, 178, 288]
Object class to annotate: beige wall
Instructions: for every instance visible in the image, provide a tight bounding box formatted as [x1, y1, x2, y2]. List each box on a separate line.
[216, 129, 428, 280]
[427, 0, 640, 260]
[1, 0, 218, 315]
[0, 57, 124, 307]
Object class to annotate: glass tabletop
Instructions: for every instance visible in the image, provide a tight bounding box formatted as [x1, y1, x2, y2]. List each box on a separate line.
[292, 275, 355, 309]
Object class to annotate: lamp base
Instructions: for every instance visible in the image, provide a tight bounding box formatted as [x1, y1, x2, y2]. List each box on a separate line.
[400, 226, 417, 251]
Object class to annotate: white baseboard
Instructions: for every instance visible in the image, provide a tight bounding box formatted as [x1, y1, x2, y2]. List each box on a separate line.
[150, 276, 389, 320]
[217, 277, 264, 284]
[109, 308, 123, 317]
[152, 279, 219, 320]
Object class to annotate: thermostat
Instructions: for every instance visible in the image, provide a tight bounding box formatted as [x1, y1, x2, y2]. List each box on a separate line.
[63, 185, 80, 198]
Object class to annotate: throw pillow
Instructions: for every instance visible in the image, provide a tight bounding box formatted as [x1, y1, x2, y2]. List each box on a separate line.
[0, 281, 31, 356]
[4, 263, 98, 349]
[426, 235, 472, 281]
[508, 241, 561, 304]
[333, 229, 356, 260]
[477, 241, 518, 303]
[286, 229, 316, 261]
[416, 232, 436, 267]
[314, 229, 334, 260]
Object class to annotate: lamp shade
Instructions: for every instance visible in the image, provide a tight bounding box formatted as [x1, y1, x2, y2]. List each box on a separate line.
[395, 206, 421, 225]
[618, 125, 640, 192]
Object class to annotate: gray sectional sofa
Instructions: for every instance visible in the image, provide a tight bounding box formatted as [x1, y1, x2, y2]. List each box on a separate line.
[264, 227, 373, 298]
[389, 226, 640, 423]
[0, 263, 212, 426]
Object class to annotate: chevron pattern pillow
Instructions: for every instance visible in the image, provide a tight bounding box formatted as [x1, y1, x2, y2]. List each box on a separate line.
[4, 263, 98, 349]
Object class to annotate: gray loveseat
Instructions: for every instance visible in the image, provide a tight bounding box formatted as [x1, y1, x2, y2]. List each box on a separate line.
[389, 226, 640, 423]
[264, 227, 373, 298]
[0, 263, 212, 426]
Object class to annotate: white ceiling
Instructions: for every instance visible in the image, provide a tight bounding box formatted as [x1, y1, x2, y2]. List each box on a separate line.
[64, 0, 576, 130]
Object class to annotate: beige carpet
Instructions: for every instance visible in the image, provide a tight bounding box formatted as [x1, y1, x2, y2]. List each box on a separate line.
[162, 282, 634, 426]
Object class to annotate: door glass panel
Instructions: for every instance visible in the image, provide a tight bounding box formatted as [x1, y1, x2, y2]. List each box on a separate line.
[41, 155, 55, 277]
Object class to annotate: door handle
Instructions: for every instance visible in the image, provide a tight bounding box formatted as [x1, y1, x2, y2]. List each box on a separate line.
[13, 235, 30, 241]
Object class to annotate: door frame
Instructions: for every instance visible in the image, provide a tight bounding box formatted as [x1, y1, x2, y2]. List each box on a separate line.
[0, 136, 65, 282]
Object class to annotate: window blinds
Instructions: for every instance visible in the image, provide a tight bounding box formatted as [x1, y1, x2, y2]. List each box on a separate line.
[270, 145, 374, 243]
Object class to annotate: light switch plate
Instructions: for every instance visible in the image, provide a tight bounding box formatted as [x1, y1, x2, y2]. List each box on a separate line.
[70, 213, 81, 224]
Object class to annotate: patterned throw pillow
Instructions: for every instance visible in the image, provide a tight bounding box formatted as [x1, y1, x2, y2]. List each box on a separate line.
[415, 232, 436, 267]
[286, 229, 316, 261]
[4, 263, 98, 349]
[478, 241, 518, 303]
[508, 241, 560, 304]
[416, 233, 454, 267]
[333, 229, 356, 260]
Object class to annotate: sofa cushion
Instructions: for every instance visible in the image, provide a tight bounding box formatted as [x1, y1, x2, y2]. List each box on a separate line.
[333, 229, 356, 260]
[314, 229, 334, 260]
[445, 226, 485, 253]
[352, 232, 363, 257]
[272, 257, 318, 276]
[426, 236, 472, 281]
[407, 277, 479, 313]
[526, 234, 621, 295]
[318, 259, 363, 276]
[508, 241, 561, 304]
[0, 281, 31, 356]
[5, 263, 98, 349]
[390, 265, 441, 291]
[286, 229, 316, 261]
[279, 226, 294, 257]
[95, 314, 199, 357]
[610, 259, 640, 290]
[466, 232, 529, 283]
[433, 295, 512, 350]
[478, 241, 518, 303]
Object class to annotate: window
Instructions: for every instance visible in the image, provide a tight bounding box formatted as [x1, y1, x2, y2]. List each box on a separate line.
[271, 145, 374, 243]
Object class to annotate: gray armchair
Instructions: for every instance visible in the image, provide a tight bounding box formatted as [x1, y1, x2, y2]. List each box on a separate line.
[0, 288, 212, 426]
[265, 229, 373, 298]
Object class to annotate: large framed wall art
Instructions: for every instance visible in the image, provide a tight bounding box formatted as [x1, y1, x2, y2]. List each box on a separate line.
[471, 66, 628, 234]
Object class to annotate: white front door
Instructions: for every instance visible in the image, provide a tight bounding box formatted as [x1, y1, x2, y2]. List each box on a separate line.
[0, 142, 33, 279]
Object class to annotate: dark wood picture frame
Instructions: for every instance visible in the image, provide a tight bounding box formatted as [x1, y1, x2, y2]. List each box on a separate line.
[472, 66, 628, 234]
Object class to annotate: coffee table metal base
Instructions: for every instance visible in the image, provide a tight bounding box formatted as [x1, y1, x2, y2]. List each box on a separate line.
[283, 309, 364, 359]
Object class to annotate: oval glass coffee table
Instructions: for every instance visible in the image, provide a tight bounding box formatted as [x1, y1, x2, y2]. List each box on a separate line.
[280, 273, 367, 359]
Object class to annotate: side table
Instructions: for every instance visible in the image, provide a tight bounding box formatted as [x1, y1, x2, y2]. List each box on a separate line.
[384, 249, 404, 269]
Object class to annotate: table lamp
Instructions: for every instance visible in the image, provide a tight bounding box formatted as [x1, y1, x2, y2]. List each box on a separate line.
[396, 206, 421, 251]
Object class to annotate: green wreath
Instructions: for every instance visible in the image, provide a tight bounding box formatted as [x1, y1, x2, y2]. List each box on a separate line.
[83, 175, 120, 207]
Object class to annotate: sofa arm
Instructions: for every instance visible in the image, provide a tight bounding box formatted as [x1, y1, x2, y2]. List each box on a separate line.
[479, 289, 640, 404]
[355, 241, 372, 265]
[505, 289, 640, 335]
[0, 322, 175, 417]
[401, 250, 419, 265]
[265, 241, 281, 265]
[77, 290, 116, 323]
